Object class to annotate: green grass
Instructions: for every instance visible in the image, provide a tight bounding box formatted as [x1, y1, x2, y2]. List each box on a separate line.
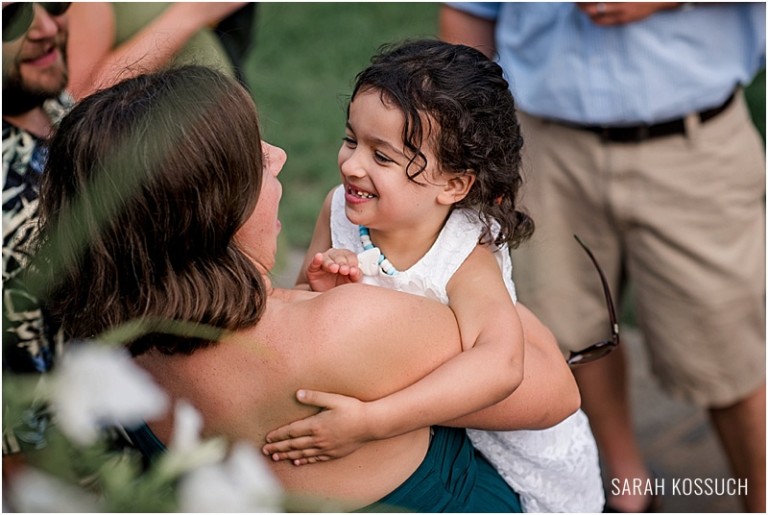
[244, 3, 439, 256]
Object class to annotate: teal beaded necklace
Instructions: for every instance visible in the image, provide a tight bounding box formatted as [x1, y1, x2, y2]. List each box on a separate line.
[359, 225, 398, 276]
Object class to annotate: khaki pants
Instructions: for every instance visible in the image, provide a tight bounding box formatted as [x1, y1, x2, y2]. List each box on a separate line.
[512, 91, 766, 407]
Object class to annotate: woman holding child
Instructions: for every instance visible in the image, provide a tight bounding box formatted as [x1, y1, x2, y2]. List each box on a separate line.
[34, 44, 582, 511]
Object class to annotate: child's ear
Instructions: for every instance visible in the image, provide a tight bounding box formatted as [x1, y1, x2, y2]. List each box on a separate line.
[437, 172, 476, 206]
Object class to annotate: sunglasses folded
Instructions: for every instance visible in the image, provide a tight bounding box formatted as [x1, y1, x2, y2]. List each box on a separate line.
[566, 234, 621, 367]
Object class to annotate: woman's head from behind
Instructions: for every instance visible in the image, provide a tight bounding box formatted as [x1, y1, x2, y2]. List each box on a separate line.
[351, 39, 533, 248]
[38, 65, 271, 356]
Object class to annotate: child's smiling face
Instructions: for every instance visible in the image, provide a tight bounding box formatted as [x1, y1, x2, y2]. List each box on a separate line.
[338, 88, 449, 233]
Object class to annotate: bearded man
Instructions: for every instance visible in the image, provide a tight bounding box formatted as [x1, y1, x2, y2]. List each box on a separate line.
[2, 1, 72, 454]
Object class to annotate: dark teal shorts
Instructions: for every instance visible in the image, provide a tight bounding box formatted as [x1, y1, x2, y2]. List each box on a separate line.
[358, 426, 522, 513]
[125, 422, 521, 513]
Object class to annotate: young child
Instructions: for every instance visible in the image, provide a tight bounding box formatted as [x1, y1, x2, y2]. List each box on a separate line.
[263, 40, 604, 512]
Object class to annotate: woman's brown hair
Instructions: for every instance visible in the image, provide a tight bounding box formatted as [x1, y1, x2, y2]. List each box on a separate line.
[35, 66, 267, 356]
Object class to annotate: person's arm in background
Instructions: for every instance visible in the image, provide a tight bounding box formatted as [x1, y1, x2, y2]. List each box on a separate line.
[577, 3, 686, 26]
[440, 1, 685, 53]
[66, 2, 245, 100]
[439, 4, 497, 58]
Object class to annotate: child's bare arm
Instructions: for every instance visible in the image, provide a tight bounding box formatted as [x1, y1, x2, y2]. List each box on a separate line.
[263, 244, 525, 464]
[444, 302, 580, 430]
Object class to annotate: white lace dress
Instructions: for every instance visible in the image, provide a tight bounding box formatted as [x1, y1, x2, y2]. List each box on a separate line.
[329, 186, 605, 512]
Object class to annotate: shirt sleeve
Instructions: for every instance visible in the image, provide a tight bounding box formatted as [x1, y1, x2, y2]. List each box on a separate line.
[444, 2, 502, 20]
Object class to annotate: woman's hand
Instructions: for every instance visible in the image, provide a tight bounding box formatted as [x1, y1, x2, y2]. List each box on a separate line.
[262, 389, 373, 465]
[306, 249, 362, 292]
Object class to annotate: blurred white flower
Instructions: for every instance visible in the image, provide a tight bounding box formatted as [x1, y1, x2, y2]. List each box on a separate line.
[49, 343, 168, 446]
[158, 400, 227, 477]
[178, 441, 284, 512]
[19, 343, 282, 512]
[170, 398, 205, 452]
[7, 467, 101, 512]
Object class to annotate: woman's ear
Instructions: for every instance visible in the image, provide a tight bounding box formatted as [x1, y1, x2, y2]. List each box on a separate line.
[437, 172, 476, 206]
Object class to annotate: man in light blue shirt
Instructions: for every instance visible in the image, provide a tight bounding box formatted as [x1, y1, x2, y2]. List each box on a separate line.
[442, 3, 765, 512]
[444, 2, 764, 125]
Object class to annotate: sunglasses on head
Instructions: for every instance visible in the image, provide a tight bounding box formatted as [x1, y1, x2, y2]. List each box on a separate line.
[2, 2, 71, 42]
[566, 235, 621, 367]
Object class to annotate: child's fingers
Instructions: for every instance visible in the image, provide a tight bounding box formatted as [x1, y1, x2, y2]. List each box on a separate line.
[324, 249, 359, 267]
[336, 264, 360, 277]
[270, 449, 333, 465]
[307, 252, 325, 273]
[293, 456, 331, 466]
[264, 420, 315, 445]
[348, 266, 362, 282]
[315, 249, 361, 277]
[295, 389, 346, 410]
[263, 438, 321, 459]
[321, 261, 341, 274]
[321, 253, 342, 273]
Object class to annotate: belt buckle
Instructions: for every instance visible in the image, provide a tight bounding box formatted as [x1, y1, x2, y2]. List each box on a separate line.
[601, 125, 650, 143]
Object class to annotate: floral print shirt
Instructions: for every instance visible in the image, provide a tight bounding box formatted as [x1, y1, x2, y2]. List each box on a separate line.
[3, 94, 71, 454]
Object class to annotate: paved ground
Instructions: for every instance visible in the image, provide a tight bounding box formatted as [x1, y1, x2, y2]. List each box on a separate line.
[619, 327, 742, 513]
[272, 251, 745, 513]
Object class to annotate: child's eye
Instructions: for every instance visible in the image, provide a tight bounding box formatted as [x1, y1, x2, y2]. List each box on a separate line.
[342, 136, 357, 148]
[374, 151, 394, 164]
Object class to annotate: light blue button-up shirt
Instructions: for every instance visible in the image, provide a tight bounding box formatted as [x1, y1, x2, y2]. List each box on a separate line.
[448, 2, 765, 125]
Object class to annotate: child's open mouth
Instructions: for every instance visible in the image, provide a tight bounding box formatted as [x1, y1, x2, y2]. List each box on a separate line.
[346, 186, 377, 200]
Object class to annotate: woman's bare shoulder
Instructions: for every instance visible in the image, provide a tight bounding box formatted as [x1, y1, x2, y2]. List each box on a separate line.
[289, 284, 463, 398]
[311, 283, 457, 336]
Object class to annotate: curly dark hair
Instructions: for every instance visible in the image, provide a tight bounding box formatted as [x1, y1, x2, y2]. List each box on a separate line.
[34, 66, 267, 356]
[350, 39, 534, 248]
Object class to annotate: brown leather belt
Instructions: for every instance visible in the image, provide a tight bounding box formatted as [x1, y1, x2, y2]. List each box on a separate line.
[568, 91, 736, 143]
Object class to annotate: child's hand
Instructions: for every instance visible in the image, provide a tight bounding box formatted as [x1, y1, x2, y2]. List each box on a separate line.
[306, 249, 362, 292]
[262, 389, 372, 465]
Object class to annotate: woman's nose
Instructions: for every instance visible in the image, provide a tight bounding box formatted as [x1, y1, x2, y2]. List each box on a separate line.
[262, 142, 287, 176]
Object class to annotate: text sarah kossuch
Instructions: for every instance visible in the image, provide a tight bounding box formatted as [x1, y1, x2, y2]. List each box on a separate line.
[611, 477, 748, 497]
